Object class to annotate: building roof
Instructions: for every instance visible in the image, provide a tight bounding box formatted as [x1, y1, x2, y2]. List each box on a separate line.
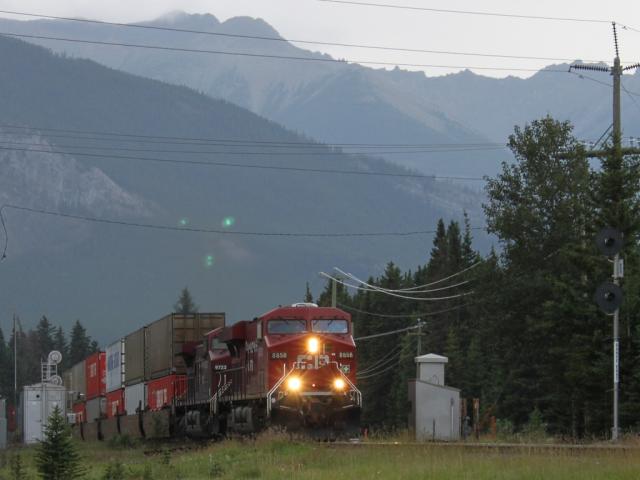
[415, 353, 448, 364]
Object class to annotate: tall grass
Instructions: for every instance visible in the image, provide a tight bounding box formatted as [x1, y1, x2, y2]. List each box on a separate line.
[1, 432, 639, 479]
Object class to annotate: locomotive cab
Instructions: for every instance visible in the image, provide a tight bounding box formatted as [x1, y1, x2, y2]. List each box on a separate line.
[264, 304, 361, 436]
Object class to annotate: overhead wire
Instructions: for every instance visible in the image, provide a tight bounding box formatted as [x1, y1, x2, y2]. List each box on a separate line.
[0, 32, 574, 73]
[317, 0, 614, 25]
[0, 145, 486, 181]
[354, 324, 419, 341]
[0, 139, 507, 157]
[339, 302, 472, 318]
[0, 204, 474, 262]
[0, 123, 503, 149]
[356, 359, 404, 379]
[320, 271, 471, 294]
[0, 9, 609, 64]
[357, 346, 402, 374]
[334, 267, 473, 301]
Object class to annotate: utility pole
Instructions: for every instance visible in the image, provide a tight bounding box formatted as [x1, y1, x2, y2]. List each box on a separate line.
[331, 276, 338, 307]
[13, 314, 17, 409]
[570, 23, 640, 442]
[408, 318, 425, 356]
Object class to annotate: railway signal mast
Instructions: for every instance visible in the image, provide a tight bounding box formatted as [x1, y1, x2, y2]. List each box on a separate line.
[571, 23, 640, 441]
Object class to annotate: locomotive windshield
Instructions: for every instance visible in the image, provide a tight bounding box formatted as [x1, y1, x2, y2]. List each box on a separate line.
[312, 318, 349, 334]
[268, 319, 307, 334]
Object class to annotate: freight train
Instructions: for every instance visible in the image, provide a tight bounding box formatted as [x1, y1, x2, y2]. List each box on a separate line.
[64, 303, 361, 441]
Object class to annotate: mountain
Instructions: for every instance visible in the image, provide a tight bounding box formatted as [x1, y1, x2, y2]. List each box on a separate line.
[0, 13, 508, 177]
[2, 12, 638, 176]
[0, 36, 485, 343]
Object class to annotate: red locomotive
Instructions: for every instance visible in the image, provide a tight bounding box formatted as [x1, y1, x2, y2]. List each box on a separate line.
[178, 303, 361, 437]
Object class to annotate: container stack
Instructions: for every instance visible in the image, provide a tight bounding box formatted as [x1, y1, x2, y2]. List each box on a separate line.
[85, 352, 106, 423]
[60, 312, 225, 435]
[105, 339, 125, 418]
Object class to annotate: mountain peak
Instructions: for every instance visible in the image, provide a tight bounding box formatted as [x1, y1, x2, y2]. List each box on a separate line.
[149, 11, 220, 30]
[219, 16, 282, 38]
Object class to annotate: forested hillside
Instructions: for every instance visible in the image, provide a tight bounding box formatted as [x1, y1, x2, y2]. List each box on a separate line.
[0, 35, 484, 341]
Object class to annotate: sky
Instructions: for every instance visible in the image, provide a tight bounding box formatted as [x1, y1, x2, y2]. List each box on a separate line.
[0, 0, 639, 78]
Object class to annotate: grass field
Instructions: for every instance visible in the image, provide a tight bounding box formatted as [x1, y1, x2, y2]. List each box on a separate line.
[2, 434, 640, 479]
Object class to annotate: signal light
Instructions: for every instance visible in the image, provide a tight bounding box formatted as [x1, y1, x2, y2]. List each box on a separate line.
[286, 377, 301, 392]
[307, 337, 320, 354]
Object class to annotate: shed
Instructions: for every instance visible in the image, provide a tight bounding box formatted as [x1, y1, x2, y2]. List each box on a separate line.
[409, 353, 460, 441]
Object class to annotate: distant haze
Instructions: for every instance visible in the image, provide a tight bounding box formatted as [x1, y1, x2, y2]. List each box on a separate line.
[0, 0, 639, 77]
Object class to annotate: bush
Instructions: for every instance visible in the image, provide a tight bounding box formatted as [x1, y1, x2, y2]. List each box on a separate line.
[521, 407, 547, 441]
[101, 460, 125, 480]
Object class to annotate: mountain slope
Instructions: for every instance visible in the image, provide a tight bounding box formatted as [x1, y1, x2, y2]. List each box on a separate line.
[0, 13, 504, 177]
[0, 36, 484, 342]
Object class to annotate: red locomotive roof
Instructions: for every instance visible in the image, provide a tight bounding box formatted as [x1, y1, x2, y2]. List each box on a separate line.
[259, 305, 351, 321]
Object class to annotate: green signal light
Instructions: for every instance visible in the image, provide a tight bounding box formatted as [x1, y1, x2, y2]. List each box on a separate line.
[178, 218, 189, 227]
[222, 217, 235, 228]
[204, 255, 214, 268]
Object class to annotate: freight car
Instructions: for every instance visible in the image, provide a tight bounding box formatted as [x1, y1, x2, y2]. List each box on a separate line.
[65, 304, 361, 441]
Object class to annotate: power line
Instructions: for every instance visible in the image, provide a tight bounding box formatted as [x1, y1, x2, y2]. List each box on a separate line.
[0, 139, 507, 157]
[354, 324, 419, 341]
[320, 271, 470, 294]
[0, 145, 487, 181]
[357, 346, 402, 374]
[356, 359, 404, 379]
[0, 123, 504, 149]
[0, 204, 466, 260]
[334, 267, 474, 301]
[339, 303, 472, 318]
[317, 0, 613, 25]
[0, 9, 608, 64]
[0, 32, 572, 73]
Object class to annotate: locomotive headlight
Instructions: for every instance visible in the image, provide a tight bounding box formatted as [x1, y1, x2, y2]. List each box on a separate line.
[333, 378, 346, 390]
[287, 376, 301, 391]
[307, 337, 320, 354]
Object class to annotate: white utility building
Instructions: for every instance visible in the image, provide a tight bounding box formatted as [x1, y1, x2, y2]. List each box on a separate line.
[409, 353, 460, 441]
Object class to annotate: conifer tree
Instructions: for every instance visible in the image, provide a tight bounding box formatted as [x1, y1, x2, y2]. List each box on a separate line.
[68, 321, 92, 367]
[174, 287, 199, 314]
[304, 282, 314, 303]
[35, 406, 83, 479]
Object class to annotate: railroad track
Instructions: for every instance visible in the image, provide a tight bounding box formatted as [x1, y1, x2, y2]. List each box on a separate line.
[332, 440, 640, 453]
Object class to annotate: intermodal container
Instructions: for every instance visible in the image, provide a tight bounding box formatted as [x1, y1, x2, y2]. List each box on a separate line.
[68, 360, 86, 401]
[124, 383, 146, 414]
[72, 402, 86, 424]
[147, 375, 187, 411]
[145, 313, 225, 380]
[86, 397, 106, 423]
[124, 328, 145, 386]
[85, 352, 106, 400]
[105, 389, 125, 418]
[106, 339, 125, 393]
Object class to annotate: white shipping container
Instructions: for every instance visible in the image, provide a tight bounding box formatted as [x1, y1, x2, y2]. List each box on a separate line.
[22, 384, 65, 444]
[106, 339, 125, 393]
[124, 383, 146, 415]
[86, 397, 106, 423]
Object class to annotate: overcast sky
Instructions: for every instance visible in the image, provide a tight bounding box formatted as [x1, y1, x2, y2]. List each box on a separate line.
[0, 0, 639, 77]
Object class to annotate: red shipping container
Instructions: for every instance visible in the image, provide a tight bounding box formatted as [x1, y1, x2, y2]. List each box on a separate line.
[106, 389, 125, 418]
[72, 402, 86, 424]
[85, 352, 106, 400]
[147, 375, 187, 410]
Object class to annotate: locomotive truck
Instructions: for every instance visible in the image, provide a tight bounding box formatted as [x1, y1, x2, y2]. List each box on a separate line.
[65, 303, 361, 440]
